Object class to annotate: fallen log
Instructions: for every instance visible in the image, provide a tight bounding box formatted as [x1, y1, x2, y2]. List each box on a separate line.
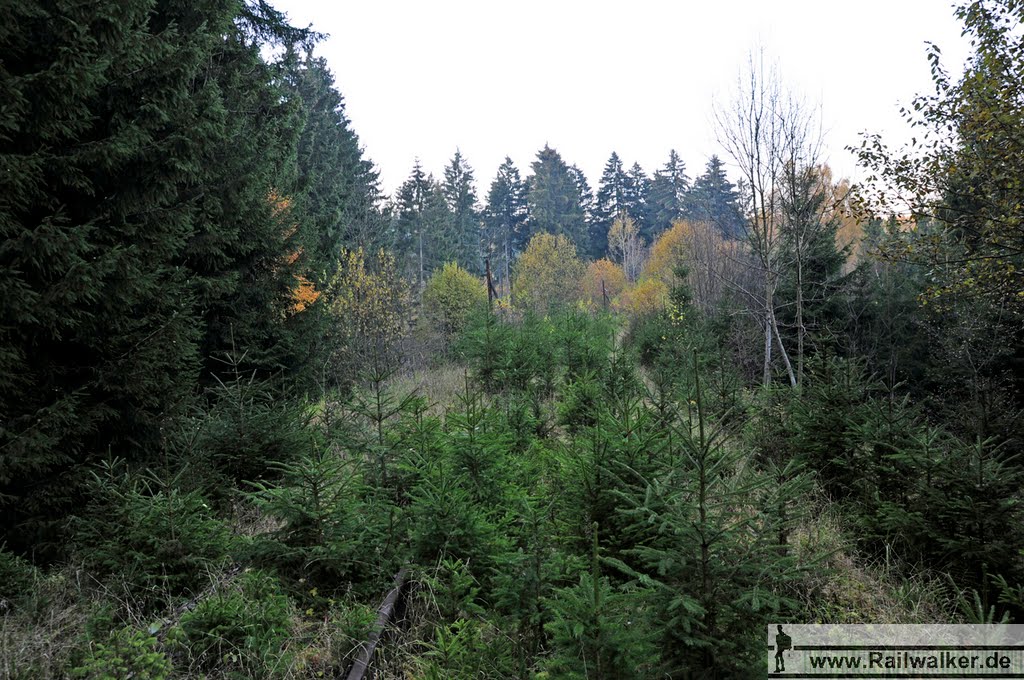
[345, 568, 409, 680]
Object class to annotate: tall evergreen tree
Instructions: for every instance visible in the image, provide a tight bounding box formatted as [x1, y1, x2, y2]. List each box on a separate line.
[442, 150, 482, 273]
[646, 150, 690, 239]
[592, 152, 629, 258]
[422, 175, 456, 276]
[0, 0, 315, 552]
[526, 145, 589, 254]
[393, 160, 431, 286]
[290, 55, 382, 275]
[685, 155, 745, 239]
[569, 164, 596, 255]
[623, 162, 651, 239]
[483, 157, 528, 291]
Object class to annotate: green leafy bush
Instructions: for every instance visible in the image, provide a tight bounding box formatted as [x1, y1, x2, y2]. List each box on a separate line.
[422, 262, 488, 340]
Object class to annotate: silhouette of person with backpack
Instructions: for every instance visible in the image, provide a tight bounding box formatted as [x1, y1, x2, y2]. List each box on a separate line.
[775, 625, 792, 673]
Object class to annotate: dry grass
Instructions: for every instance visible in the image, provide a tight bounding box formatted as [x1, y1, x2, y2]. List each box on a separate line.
[791, 494, 955, 624]
[385, 362, 470, 417]
[1, 569, 86, 679]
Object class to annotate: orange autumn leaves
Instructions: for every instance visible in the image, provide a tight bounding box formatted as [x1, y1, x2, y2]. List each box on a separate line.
[270, 190, 321, 314]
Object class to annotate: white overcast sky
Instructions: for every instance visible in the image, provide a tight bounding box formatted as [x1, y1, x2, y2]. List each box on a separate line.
[273, 0, 972, 197]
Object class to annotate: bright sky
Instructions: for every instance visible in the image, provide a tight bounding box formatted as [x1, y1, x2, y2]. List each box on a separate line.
[273, 0, 972, 197]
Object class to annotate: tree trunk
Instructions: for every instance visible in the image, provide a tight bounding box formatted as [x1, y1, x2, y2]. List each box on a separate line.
[763, 285, 774, 387]
[770, 305, 798, 387]
[795, 243, 805, 387]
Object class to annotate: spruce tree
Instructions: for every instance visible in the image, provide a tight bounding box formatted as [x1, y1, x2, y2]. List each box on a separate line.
[525, 145, 589, 254]
[569, 164, 596, 256]
[442, 150, 482, 274]
[592, 152, 629, 258]
[422, 176, 457, 277]
[1, 0, 312, 550]
[482, 157, 528, 293]
[685, 155, 745, 239]
[393, 160, 431, 286]
[646, 150, 690, 239]
[290, 55, 382, 272]
[623, 162, 650, 239]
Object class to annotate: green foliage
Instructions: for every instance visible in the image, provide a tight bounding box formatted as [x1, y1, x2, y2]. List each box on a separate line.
[646, 150, 690, 240]
[441, 150, 483, 273]
[684, 155, 745, 239]
[174, 570, 293, 677]
[422, 262, 488, 340]
[483, 157, 529, 290]
[612, 365, 810, 676]
[855, 0, 1024, 313]
[0, 0, 374, 555]
[405, 437, 504, 578]
[543, 526, 658, 680]
[419, 618, 516, 680]
[191, 351, 313, 491]
[543, 572, 657, 680]
[0, 546, 38, 610]
[526, 145, 590, 253]
[246, 447, 385, 594]
[70, 626, 171, 680]
[72, 461, 231, 606]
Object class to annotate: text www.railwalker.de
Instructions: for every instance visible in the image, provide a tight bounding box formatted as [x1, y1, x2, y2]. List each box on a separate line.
[804, 650, 1014, 671]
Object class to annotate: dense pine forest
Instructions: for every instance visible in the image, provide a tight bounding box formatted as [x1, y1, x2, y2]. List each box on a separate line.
[3, 1, 1024, 677]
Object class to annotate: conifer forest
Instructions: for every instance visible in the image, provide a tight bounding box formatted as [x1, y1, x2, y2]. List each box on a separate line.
[4, 1, 1024, 678]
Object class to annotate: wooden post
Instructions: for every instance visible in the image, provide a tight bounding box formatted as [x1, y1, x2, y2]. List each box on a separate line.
[485, 257, 497, 310]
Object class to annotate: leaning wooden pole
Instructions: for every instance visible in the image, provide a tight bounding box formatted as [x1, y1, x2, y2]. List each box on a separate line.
[346, 569, 409, 680]
[485, 257, 498, 311]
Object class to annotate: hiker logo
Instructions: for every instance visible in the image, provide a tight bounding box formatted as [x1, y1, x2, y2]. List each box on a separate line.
[775, 625, 792, 673]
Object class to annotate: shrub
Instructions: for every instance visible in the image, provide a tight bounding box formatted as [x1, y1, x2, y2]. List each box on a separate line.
[0, 546, 38, 610]
[422, 262, 487, 339]
[70, 627, 171, 680]
[512, 233, 585, 314]
[73, 460, 232, 606]
[174, 570, 293, 676]
[579, 259, 627, 309]
[614, 278, 668, 319]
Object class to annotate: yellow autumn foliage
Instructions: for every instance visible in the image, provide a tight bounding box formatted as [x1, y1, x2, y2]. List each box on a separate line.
[329, 247, 409, 376]
[643, 219, 696, 284]
[579, 259, 627, 309]
[513, 233, 586, 313]
[614, 278, 669, 318]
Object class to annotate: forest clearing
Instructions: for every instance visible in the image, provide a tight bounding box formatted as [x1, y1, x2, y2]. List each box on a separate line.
[3, 1, 1024, 677]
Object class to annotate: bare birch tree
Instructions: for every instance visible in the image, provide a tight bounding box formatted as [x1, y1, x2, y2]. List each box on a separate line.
[714, 50, 824, 388]
[609, 211, 644, 282]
